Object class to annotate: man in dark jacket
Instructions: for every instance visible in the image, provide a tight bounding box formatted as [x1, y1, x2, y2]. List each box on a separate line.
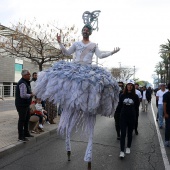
[15, 69, 34, 142]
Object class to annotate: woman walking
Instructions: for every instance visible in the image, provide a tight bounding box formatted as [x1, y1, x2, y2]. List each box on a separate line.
[118, 79, 139, 158]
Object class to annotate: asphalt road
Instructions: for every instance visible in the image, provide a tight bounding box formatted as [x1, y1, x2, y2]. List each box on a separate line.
[0, 96, 169, 170]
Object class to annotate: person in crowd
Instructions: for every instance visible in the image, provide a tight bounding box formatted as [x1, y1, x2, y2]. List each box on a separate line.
[141, 86, 150, 112]
[163, 83, 170, 147]
[118, 79, 139, 158]
[15, 69, 34, 142]
[155, 86, 161, 121]
[34, 98, 50, 129]
[147, 86, 152, 103]
[30, 72, 37, 93]
[156, 83, 168, 129]
[34, 10, 120, 169]
[45, 99, 57, 124]
[31, 72, 46, 109]
[134, 83, 142, 135]
[114, 81, 124, 140]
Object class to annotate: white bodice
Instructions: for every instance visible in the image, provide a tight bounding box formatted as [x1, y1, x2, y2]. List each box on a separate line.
[59, 41, 113, 64]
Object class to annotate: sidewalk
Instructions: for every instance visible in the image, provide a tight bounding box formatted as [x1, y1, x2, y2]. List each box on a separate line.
[0, 109, 60, 158]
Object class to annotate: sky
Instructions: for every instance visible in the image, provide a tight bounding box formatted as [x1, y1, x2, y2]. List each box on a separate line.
[1, 0, 170, 85]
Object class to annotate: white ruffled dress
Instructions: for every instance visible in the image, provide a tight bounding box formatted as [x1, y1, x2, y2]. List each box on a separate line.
[34, 41, 119, 135]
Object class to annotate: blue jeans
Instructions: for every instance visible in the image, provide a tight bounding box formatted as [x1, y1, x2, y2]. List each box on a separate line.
[158, 104, 164, 127]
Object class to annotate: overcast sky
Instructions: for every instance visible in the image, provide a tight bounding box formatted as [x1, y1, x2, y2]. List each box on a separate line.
[1, 0, 170, 84]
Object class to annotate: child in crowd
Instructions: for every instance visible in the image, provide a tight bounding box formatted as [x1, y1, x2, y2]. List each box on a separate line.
[35, 98, 50, 129]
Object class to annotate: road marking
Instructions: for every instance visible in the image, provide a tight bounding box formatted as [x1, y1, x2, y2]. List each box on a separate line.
[151, 103, 170, 170]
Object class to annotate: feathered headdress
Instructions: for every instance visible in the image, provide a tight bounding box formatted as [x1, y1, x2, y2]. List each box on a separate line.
[82, 10, 101, 32]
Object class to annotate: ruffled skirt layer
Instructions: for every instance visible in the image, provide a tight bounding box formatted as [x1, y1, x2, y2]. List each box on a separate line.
[34, 61, 119, 135]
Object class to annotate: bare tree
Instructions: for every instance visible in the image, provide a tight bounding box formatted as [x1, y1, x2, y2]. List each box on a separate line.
[110, 68, 121, 80]
[110, 66, 134, 82]
[0, 20, 79, 71]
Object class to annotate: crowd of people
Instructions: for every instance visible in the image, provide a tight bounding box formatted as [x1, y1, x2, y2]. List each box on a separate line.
[114, 81, 170, 158]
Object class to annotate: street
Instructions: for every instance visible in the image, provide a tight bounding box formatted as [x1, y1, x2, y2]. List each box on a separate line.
[0, 97, 169, 170]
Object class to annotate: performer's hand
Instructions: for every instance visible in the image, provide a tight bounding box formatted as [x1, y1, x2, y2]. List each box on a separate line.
[57, 33, 61, 43]
[112, 47, 120, 55]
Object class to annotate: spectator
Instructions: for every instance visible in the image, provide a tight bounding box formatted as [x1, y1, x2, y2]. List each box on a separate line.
[15, 69, 34, 142]
[155, 86, 161, 121]
[34, 98, 50, 129]
[45, 99, 57, 124]
[156, 83, 168, 129]
[141, 86, 151, 112]
[163, 83, 170, 146]
[30, 72, 37, 93]
[147, 87, 152, 103]
[118, 79, 139, 158]
[134, 83, 142, 135]
[114, 81, 124, 140]
[31, 72, 46, 109]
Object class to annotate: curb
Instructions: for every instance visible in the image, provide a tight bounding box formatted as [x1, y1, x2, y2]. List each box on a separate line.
[0, 128, 57, 159]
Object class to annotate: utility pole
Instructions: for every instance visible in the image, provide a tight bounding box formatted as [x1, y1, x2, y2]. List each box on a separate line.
[118, 62, 121, 81]
[133, 66, 135, 80]
[96, 43, 98, 66]
[96, 55, 98, 66]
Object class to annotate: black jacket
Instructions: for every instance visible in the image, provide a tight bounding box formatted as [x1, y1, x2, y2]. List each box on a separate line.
[118, 92, 139, 120]
[15, 78, 32, 107]
[141, 90, 152, 101]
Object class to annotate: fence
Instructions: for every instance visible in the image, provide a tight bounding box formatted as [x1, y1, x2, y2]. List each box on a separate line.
[0, 85, 16, 100]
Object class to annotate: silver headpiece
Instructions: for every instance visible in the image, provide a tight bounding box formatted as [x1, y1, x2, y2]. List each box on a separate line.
[82, 10, 101, 31]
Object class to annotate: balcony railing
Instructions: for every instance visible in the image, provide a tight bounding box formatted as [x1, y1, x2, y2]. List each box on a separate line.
[0, 85, 16, 100]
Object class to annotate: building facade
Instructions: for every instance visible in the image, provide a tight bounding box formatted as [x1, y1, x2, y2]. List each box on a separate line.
[0, 55, 39, 97]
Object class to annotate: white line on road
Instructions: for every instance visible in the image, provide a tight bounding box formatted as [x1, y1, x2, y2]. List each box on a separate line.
[151, 103, 170, 170]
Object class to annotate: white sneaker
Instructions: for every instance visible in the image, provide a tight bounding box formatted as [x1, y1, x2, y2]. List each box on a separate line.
[119, 151, 125, 158]
[39, 124, 44, 129]
[46, 121, 50, 124]
[125, 148, 130, 154]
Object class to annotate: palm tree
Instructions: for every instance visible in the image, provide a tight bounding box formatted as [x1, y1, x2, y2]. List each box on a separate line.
[160, 53, 170, 84]
[160, 39, 170, 83]
[154, 61, 165, 84]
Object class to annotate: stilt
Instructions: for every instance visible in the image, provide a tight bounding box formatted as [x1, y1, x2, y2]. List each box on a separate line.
[66, 125, 71, 161]
[67, 151, 71, 161]
[88, 162, 91, 170]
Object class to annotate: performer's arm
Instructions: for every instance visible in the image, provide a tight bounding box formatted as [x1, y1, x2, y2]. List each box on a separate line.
[57, 33, 76, 56]
[58, 43, 76, 56]
[95, 45, 120, 59]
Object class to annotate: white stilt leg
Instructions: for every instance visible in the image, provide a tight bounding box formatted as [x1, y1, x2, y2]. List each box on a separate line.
[65, 112, 78, 161]
[84, 115, 96, 162]
[66, 124, 71, 152]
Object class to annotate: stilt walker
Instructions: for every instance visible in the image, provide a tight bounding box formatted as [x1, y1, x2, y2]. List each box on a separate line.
[34, 10, 120, 170]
